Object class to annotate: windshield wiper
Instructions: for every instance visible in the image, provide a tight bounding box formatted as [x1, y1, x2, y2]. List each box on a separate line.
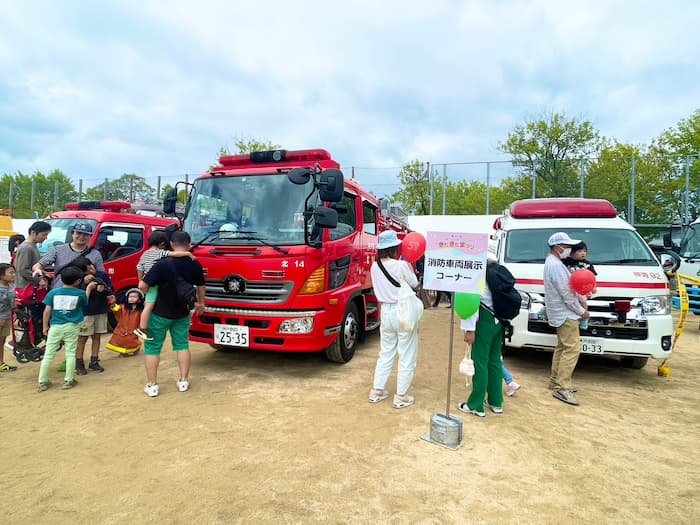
[235, 235, 289, 255]
[682, 252, 700, 259]
[509, 258, 543, 263]
[597, 258, 652, 264]
[191, 230, 222, 250]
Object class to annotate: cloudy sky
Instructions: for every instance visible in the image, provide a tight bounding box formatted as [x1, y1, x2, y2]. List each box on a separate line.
[1, 0, 698, 197]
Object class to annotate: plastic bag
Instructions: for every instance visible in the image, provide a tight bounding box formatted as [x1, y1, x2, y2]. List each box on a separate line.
[396, 278, 424, 332]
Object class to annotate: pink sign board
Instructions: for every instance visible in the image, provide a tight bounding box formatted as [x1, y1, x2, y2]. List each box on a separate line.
[423, 231, 488, 293]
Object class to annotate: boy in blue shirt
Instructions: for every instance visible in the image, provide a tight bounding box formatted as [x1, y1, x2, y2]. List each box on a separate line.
[37, 266, 97, 391]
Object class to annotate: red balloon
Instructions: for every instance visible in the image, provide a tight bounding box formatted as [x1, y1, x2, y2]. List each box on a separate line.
[570, 269, 596, 295]
[401, 232, 426, 263]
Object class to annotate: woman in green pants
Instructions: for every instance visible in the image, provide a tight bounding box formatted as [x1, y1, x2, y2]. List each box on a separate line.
[457, 274, 504, 418]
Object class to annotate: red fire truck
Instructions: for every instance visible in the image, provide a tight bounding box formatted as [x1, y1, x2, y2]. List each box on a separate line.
[164, 148, 409, 363]
[38, 201, 178, 298]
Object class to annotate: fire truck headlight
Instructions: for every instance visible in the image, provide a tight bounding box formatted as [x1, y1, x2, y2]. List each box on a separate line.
[279, 317, 314, 334]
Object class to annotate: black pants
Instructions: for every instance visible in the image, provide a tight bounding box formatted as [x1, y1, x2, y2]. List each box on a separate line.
[433, 291, 452, 307]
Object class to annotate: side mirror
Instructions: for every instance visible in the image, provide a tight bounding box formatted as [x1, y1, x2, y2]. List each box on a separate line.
[659, 251, 681, 275]
[288, 168, 311, 185]
[318, 169, 344, 202]
[163, 188, 178, 215]
[662, 232, 672, 248]
[314, 206, 338, 229]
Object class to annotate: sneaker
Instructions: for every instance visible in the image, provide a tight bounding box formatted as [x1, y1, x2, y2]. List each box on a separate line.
[484, 401, 503, 414]
[144, 384, 159, 397]
[392, 394, 414, 409]
[457, 402, 485, 417]
[553, 389, 579, 406]
[88, 359, 104, 373]
[37, 381, 51, 392]
[505, 381, 521, 397]
[176, 379, 190, 392]
[61, 379, 78, 390]
[0, 362, 18, 372]
[75, 360, 87, 375]
[368, 388, 389, 403]
[134, 328, 154, 341]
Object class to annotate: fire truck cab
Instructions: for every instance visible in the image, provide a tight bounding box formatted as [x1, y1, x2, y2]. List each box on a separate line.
[492, 198, 674, 369]
[38, 201, 178, 298]
[166, 148, 409, 363]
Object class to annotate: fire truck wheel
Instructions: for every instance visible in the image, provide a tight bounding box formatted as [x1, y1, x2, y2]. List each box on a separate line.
[620, 356, 648, 369]
[325, 302, 359, 364]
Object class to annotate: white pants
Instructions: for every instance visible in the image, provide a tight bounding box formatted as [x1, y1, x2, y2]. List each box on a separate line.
[372, 302, 419, 395]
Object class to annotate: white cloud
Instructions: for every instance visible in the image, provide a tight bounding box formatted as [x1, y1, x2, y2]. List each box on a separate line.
[0, 0, 698, 193]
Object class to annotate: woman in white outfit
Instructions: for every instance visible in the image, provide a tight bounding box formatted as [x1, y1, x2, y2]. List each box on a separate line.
[368, 230, 420, 409]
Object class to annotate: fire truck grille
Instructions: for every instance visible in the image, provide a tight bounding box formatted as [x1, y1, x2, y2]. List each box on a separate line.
[204, 279, 293, 303]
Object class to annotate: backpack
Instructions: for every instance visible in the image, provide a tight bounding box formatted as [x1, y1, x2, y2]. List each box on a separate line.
[175, 274, 197, 310]
[485, 263, 521, 321]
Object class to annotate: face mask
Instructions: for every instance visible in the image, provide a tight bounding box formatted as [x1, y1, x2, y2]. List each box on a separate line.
[559, 247, 571, 259]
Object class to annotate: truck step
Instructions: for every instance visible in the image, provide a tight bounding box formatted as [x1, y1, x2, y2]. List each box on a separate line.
[366, 319, 380, 331]
[366, 304, 378, 315]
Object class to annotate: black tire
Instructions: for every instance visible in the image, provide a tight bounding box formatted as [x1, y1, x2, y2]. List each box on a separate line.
[620, 356, 648, 369]
[325, 301, 359, 364]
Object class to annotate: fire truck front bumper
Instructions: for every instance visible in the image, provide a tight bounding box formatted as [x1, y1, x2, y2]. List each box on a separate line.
[190, 306, 339, 353]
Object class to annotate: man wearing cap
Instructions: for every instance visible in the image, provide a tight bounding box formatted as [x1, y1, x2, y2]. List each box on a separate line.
[544, 232, 589, 406]
[32, 222, 105, 289]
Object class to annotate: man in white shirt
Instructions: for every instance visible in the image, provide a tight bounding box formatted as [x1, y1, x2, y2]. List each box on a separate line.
[544, 232, 589, 406]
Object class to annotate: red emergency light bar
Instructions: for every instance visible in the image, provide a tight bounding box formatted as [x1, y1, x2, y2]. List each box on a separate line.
[218, 149, 333, 167]
[510, 198, 617, 219]
[65, 201, 132, 211]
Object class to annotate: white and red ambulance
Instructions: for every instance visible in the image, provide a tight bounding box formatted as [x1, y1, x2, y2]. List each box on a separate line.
[491, 198, 673, 369]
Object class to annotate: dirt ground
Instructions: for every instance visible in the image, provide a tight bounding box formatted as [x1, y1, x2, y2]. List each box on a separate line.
[2, 308, 699, 525]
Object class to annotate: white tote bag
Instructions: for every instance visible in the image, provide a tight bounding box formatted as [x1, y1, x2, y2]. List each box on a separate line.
[396, 277, 424, 332]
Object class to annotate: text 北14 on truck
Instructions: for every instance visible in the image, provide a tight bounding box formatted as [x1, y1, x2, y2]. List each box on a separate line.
[163, 149, 409, 363]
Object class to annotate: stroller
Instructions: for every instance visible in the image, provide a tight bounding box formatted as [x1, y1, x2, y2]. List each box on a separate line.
[11, 277, 48, 363]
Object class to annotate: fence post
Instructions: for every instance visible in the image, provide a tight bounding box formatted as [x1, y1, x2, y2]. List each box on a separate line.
[532, 160, 537, 199]
[78, 179, 83, 202]
[630, 155, 636, 225]
[104, 178, 108, 201]
[31, 179, 36, 214]
[9, 183, 15, 215]
[684, 155, 691, 224]
[157, 176, 161, 202]
[486, 162, 491, 214]
[429, 164, 434, 215]
[579, 159, 585, 198]
[54, 180, 59, 211]
[442, 164, 447, 214]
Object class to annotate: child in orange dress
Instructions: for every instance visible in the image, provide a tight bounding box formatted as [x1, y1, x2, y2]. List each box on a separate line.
[105, 288, 144, 356]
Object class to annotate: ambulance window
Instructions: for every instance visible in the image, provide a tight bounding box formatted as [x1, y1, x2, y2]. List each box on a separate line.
[330, 193, 357, 240]
[363, 201, 377, 235]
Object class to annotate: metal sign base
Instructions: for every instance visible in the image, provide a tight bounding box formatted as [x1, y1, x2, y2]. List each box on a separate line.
[420, 432, 462, 451]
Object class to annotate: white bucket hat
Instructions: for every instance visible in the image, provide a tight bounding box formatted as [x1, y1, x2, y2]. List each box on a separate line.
[377, 230, 402, 250]
[547, 232, 581, 246]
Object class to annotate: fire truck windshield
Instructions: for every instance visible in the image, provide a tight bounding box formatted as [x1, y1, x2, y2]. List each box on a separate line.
[183, 174, 317, 246]
[38, 218, 99, 257]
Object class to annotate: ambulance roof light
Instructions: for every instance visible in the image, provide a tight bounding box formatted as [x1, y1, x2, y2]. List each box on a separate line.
[218, 149, 333, 167]
[509, 198, 617, 219]
[65, 201, 132, 211]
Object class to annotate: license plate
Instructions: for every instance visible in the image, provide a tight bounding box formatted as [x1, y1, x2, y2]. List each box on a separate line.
[214, 324, 249, 347]
[580, 337, 604, 354]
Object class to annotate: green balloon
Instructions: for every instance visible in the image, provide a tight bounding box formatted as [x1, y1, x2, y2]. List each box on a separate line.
[454, 292, 481, 319]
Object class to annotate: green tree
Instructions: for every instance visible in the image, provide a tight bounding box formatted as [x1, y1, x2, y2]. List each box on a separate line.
[218, 138, 282, 159]
[390, 160, 430, 214]
[0, 169, 77, 218]
[84, 174, 156, 202]
[498, 111, 604, 197]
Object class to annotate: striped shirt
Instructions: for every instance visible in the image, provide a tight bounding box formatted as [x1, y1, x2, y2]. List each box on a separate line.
[544, 254, 586, 327]
[137, 249, 170, 276]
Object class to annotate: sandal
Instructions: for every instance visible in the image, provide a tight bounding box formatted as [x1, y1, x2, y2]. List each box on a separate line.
[392, 394, 414, 409]
[368, 388, 389, 403]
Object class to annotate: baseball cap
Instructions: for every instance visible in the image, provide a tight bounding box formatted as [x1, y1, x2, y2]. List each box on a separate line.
[72, 222, 94, 234]
[377, 230, 402, 250]
[547, 232, 581, 246]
